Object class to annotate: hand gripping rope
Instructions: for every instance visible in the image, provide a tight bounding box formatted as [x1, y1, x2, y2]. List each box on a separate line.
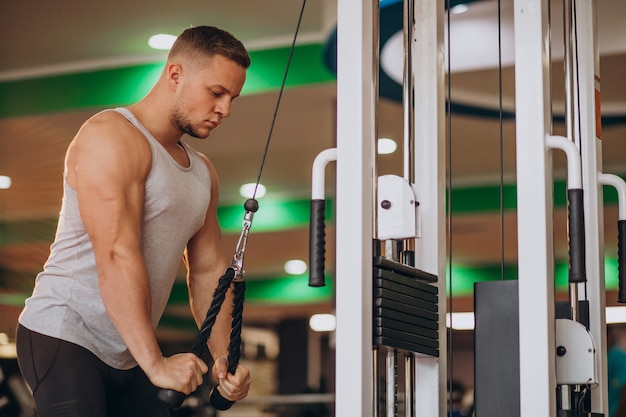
[158, 200, 257, 410]
[158, 0, 307, 410]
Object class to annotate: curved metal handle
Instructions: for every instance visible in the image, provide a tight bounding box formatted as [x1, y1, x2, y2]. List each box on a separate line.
[598, 173, 626, 303]
[309, 148, 337, 288]
[547, 136, 586, 284]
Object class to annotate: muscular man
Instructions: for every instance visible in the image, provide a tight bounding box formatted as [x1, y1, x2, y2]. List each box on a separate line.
[16, 25, 252, 417]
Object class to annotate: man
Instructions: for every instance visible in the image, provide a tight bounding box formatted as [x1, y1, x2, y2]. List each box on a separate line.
[16, 26, 252, 417]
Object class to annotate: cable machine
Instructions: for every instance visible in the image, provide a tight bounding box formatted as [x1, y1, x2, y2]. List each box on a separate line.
[478, 0, 626, 416]
[311, 0, 625, 416]
[310, 0, 446, 416]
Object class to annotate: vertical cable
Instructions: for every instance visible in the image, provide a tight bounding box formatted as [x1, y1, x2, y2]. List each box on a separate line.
[572, 0, 589, 302]
[498, 0, 505, 281]
[252, 0, 307, 199]
[445, 0, 454, 413]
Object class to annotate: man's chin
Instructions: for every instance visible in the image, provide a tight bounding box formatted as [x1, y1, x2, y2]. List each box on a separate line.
[186, 129, 212, 140]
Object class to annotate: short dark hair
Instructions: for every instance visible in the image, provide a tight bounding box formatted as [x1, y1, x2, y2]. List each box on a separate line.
[169, 26, 251, 69]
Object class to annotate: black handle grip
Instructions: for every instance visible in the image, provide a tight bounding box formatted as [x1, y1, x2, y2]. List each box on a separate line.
[567, 188, 586, 283]
[156, 384, 235, 411]
[209, 385, 235, 410]
[157, 388, 186, 409]
[309, 199, 326, 287]
[618, 220, 626, 303]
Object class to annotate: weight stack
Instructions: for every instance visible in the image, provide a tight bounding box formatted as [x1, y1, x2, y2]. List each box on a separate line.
[372, 256, 439, 357]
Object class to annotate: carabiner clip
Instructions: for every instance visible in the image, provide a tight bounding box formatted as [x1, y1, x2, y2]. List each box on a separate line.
[229, 199, 259, 282]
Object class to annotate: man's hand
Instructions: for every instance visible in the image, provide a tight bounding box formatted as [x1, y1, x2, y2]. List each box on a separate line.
[212, 357, 252, 401]
[146, 353, 209, 395]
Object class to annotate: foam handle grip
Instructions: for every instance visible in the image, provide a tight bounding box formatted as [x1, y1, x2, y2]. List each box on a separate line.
[157, 388, 186, 409]
[567, 188, 586, 283]
[209, 385, 235, 410]
[618, 220, 626, 303]
[309, 199, 326, 287]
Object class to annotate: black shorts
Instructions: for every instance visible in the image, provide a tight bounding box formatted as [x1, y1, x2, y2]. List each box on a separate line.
[16, 324, 169, 417]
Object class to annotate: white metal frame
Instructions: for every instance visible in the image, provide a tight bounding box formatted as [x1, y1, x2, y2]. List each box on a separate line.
[333, 0, 446, 415]
[334, 0, 376, 415]
[411, 0, 447, 415]
[514, 0, 557, 414]
[574, 0, 608, 413]
[515, 0, 608, 415]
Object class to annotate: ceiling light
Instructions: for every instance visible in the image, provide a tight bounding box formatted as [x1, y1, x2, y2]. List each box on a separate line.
[451, 4, 469, 14]
[446, 312, 475, 330]
[239, 182, 266, 199]
[309, 314, 336, 332]
[148, 34, 177, 50]
[607, 306, 626, 324]
[0, 176, 11, 189]
[378, 138, 397, 155]
[284, 259, 307, 275]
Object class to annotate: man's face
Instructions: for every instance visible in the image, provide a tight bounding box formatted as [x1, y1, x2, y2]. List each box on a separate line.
[171, 54, 247, 139]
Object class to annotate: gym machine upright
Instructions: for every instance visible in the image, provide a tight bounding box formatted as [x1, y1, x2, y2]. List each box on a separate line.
[309, 0, 447, 416]
[478, 0, 626, 416]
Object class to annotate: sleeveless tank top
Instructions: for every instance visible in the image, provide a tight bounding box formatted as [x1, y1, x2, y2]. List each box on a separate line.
[19, 108, 212, 369]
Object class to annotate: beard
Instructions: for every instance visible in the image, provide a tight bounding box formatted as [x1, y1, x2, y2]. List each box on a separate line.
[171, 107, 210, 139]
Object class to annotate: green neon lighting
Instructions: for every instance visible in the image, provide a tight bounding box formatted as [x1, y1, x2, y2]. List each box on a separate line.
[167, 274, 334, 306]
[217, 198, 334, 233]
[446, 258, 621, 296]
[0, 64, 163, 117]
[245, 274, 334, 304]
[0, 43, 335, 118]
[243, 43, 335, 95]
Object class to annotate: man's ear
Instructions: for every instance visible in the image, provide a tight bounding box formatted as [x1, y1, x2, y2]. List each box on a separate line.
[167, 63, 183, 88]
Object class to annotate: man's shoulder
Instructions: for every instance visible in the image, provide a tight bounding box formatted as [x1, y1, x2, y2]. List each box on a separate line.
[81, 109, 133, 134]
[76, 109, 147, 146]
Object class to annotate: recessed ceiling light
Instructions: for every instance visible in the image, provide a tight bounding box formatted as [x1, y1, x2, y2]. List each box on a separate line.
[378, 138, 397, 155]
[451, 4, 469, 14]
[239, 182, 266, 199]
[0, 175, 11, 190]
[446, 312, 475, 330]
[148, 34, 177, 50]
[284, 259, 307, 275]
[607, 306, 626, 324]
[309, 314, 336, 332]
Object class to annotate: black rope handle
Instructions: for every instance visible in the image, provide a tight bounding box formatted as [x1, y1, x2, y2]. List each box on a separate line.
[208, 278, 245, 409]
[158, 267, 245, 410]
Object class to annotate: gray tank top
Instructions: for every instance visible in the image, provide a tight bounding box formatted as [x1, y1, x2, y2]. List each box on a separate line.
[19, 107, 212, 369]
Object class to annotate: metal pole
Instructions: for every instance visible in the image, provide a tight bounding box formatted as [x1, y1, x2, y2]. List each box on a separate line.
[563, 0, 582, 324]
[573, 0, 608, 412]
[403, 0, 415, 184]
[412, 0, 446, 415]
[514, 0, 557, 415]
[335, 0, 376, 414]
